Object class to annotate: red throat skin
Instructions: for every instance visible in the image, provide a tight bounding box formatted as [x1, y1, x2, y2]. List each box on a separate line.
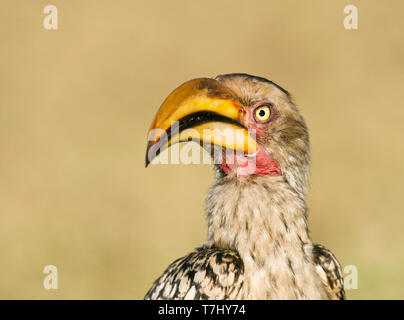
[219, 145, 281, 177]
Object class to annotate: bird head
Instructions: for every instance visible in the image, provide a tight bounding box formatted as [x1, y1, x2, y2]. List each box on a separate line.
[146, 73, 310, 196]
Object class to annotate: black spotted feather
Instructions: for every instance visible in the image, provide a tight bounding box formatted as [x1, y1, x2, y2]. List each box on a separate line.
[145, 244, 345, 300]
[144, 247, 244, 300]
[313, 244, 345, 300]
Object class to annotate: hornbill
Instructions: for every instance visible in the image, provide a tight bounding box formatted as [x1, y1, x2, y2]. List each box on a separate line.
[144, 73, 344, 300]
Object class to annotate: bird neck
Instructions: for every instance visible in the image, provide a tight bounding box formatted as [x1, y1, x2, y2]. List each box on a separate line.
[205, 171, 329, 299]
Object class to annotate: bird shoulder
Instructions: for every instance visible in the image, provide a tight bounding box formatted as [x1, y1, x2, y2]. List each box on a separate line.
[312, 243, 345, 300]
[144, 246, 244, 300]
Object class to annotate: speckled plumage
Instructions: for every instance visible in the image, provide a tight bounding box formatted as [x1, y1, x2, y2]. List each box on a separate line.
[145, 74, 344, 300]
[144, 244, 344, 300]
[313, 244, 345, 299]
[145, 247, 244, 300]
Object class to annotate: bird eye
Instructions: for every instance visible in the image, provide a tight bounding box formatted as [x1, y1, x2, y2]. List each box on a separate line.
[254, 105, 271, 122]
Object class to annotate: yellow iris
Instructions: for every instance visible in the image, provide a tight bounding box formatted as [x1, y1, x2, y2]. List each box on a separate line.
[254, 105, 271, 122]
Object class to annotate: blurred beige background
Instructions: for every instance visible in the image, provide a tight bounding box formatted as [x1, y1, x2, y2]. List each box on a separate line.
[0, 0, 403, 299]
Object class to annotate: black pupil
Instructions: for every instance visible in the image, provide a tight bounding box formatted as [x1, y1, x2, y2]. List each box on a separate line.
[259, 109, 266, 117]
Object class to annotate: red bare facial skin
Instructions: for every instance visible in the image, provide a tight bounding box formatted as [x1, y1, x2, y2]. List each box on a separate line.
[219, 145, 281, 177]
[219, 101, 281, 177]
